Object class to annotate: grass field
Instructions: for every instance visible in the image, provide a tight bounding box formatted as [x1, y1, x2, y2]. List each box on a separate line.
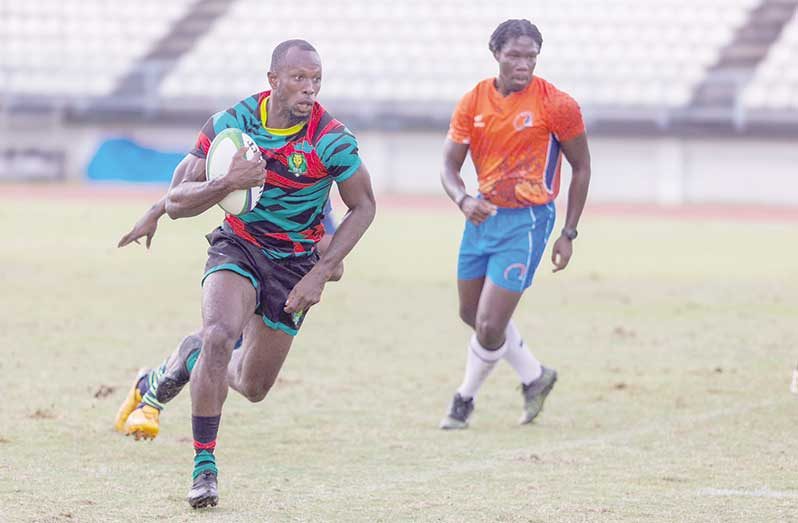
[1, 193, 797, 522]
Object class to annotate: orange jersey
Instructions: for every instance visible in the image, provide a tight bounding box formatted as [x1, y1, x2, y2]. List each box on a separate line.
[447, 76, 585, 208]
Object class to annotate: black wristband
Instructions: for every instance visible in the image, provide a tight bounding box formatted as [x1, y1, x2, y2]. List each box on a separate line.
[456, 194, 470, 210]
[561, 227, 578, 240]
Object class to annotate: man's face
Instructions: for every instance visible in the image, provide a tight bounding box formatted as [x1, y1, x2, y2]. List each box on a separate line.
[268, 47, 322, 122]
[495, 35, 539, 92]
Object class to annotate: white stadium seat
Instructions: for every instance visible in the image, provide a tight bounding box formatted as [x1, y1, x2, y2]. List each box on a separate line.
[4, 0, 790, 113]
[742, 11, 798, 110]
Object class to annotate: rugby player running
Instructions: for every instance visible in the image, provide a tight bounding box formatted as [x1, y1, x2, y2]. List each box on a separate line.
[113, 39, 375, 508]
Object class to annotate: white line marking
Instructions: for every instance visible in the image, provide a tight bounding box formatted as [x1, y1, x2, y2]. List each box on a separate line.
[698, 487, 798, 499]
[328, 399, 789, 497]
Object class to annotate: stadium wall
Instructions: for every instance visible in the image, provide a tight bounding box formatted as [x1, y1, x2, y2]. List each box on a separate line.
[2, 120, 796, 206]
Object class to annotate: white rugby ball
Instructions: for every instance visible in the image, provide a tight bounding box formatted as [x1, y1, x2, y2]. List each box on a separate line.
[205, 128, 264, 215]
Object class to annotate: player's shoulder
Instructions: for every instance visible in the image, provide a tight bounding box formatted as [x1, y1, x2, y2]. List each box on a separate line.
[308, 102, 356, 143]
[208, 92, 264, 131]
[451, 78, 494, 115]
[533, 77, 580, 111]
[464, 78, 495, 100]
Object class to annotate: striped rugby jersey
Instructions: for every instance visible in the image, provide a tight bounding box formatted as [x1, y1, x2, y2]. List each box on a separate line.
[191, 91, 360, 259]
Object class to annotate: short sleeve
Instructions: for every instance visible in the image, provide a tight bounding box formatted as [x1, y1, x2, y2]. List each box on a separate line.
[189, 111, 239, 159]
[317, 127, 362, 183]
[543, 90, 585, 142]
[446, 89, 477, 144]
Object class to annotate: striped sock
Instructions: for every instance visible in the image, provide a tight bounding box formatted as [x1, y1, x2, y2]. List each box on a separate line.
[138, 335, 243, 411]
[140, 363, 167, 411]
[192, 415, 221, 479]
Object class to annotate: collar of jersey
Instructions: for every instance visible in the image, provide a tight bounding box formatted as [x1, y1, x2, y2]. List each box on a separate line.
[260, 96, 306, 136]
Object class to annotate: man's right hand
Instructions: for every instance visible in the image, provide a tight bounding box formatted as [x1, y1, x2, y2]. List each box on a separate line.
[460, 196, 497, 225]
[224, 146, 266, 191]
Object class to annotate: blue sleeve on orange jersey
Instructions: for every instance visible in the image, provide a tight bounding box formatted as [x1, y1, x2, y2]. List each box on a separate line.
[316, 129, 361, 183]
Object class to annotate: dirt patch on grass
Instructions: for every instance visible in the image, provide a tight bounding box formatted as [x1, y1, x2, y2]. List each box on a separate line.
[93, 384, 116, 399]
[29, 409, 57, 420]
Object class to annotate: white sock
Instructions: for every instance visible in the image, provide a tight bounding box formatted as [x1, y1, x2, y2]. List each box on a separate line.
[456, 335, 508, 400]
[502, 321, 543, 385]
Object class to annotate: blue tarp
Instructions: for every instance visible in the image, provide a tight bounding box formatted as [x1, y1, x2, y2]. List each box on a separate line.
[86, 138, 185, 183]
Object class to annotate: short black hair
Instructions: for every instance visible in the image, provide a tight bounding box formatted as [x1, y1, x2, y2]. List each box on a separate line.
[270, 39, 318, 71]
[489, 19, 543, 55]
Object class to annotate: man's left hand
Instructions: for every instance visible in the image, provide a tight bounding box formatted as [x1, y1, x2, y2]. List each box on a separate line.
[284, 271, 327, 314]
[551, 236, 573, 273]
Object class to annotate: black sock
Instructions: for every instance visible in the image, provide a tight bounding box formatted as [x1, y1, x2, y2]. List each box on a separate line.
[192, 415, 220, 479]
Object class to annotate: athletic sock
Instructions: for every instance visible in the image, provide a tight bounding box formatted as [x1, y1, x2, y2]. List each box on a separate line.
[456, 334, 508, 399]
[502, 321, 543, 385]
[137, 335, 243, 411]
[192, 415, 221, 479]
[135, 373, 149, 397]
[140, 364, 167, 411]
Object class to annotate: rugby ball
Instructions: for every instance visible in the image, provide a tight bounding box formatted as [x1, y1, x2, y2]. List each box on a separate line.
[205, 128, 263, 215]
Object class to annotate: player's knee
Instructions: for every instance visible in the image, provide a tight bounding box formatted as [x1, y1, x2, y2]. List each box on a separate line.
[475, 318, 505, 349]
[201, 325, 238, 369]
[238, 379, 273, 403]
[459, 306, 477, 328]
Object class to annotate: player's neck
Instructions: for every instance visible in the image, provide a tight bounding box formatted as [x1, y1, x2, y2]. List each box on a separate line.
[266, 98, 306, 129]
[494, 76, 528, 97]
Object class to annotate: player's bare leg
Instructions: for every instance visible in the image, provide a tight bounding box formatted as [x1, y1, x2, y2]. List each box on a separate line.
[440, 278, 486, 429]
[226, 315, 294, 403]
[187, 270, 257, 509]
[456, 277, 484, 329]
[477, 280, 556, 424]
[442, 278, 554, 428]
[441, 278, 521, 428]
[118, 302, 296, 439]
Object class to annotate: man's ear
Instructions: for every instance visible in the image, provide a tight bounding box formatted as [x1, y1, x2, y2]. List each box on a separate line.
[267, 71, 278, 90]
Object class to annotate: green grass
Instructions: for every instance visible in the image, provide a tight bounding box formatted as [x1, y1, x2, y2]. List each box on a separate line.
[1, 195, 797, 522]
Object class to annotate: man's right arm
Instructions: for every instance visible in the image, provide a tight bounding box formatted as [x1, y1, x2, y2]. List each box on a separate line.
[165, 148, 265, 219]
[117, 154, 205, 248]
[440, 140, 496, 225]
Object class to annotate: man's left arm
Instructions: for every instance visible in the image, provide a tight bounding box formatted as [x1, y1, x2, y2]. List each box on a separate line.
[284, 164, 376, 313]
[551, 133, 591, 272]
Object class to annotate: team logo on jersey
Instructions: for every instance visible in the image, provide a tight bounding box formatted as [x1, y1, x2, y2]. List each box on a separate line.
[473, 114, 485, 128]
[288, 152, 307, 177]
[513, 111, 534, 131]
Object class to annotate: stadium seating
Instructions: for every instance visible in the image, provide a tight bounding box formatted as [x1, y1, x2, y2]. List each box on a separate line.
[741, 10, 798, 110]
[158, 0, 760, 108]
[1, 0, 194, 96]
[3, 0, 794, 114]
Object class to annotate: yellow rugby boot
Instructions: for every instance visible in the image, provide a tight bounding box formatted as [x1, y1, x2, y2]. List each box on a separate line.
[114, 368, 148, 433]
[124, 405, 161, 441]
